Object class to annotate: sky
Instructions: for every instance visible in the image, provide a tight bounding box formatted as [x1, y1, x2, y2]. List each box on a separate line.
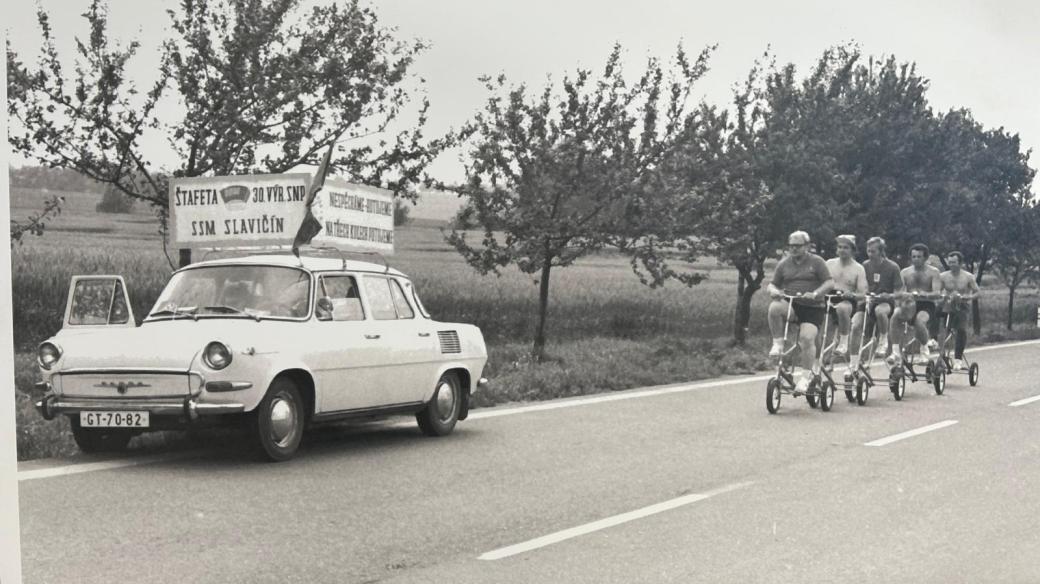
[6, 0, 1040, 187]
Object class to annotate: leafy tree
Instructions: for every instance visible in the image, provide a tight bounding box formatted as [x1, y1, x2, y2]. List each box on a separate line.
[96, 184, 136, 213]
[393, 199, 411, 227]
[9, 195, 64, 247]
[660, 47, 859, 344]
[443, 44, 714, 360]
[991, 202, 1040, 330]
[8, 0, 447, 259]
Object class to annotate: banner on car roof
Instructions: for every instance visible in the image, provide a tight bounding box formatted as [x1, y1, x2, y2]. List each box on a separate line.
[308, 177, 394, 254]
[168, 174, 394, 253]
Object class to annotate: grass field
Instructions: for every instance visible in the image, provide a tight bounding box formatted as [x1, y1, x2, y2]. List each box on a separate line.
[10, 186, 1040, 460]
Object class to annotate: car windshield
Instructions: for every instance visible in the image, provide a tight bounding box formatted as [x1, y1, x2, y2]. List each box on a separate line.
[148, 265, 311, 320]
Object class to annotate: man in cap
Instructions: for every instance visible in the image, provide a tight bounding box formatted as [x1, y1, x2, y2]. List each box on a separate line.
[767, 231, 835, 392]
[937, 251, 979, 370]
[825, 234, 867, 361]
[891, 243, 942, 361]
[852, 236, 904, 365]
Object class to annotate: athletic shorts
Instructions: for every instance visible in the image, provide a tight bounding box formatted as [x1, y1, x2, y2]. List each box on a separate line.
[828, 296, 855, 317]
[790, 303, 826, 328]
[937, 309, 968, 329]
[914, 300, 936, 320]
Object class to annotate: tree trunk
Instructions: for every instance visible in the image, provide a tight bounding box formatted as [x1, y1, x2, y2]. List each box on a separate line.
[1007, 283, 1016, 331]
[732, 260, 764, 345]
[971, 246, 988, 334]
[733, 271, 747, 345]
[532, 259, 553, 362]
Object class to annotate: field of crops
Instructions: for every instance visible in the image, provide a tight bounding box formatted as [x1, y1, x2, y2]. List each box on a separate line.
[10, 186, 1040, 459]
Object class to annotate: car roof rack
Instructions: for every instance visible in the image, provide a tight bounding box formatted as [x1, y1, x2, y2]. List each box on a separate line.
[198, 246, 390, 273]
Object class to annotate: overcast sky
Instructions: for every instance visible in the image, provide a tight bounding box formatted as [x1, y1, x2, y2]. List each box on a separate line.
[7, 0, 1039, 187]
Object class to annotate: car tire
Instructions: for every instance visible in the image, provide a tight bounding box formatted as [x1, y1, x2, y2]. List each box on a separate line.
[249, 377, 305, 462]
[417, 372, 461, 437]
[69, 416, 133, 453]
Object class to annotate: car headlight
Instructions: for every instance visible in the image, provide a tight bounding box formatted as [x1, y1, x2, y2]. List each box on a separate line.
[38, 342, 62, 370]
[203, 341, 233, 370]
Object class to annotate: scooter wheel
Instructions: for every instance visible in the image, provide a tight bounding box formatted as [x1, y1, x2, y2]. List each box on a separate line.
[820, 381, 835, 412]
[766, 379, 781, 414]
[856, 377, 869, 406]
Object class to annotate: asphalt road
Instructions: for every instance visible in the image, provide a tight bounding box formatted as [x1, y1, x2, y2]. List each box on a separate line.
[16, 340, 1040, 584]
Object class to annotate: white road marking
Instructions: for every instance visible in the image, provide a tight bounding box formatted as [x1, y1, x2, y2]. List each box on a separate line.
[18, 339, 1039, 481]
[478, 481, 753, 561]
[17, 452, 195, 482]
[1008, 395, 1040, 408]
[468, 375, 773, 421]
[964, 339, 1040, 354]
[864, 420, 959, 447]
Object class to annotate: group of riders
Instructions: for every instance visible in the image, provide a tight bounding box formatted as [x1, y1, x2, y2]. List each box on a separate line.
[766, 230, 979, 393]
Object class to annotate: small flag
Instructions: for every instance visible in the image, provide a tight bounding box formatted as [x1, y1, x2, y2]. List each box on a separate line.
[292, 144, 336, 255]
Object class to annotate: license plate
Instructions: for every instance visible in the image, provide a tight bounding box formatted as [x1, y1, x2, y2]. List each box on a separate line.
[80, 411, 149, 428]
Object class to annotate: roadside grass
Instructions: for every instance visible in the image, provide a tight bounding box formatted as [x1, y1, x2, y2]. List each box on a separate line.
[10, 188, 1040, 460]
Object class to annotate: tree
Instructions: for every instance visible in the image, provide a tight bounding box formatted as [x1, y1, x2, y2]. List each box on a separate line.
[992, 202, 1040, 330]
[660, 47, 859, 344]
[393, 199, 411, 227]
[443, 44, 714, 360]
[9, 195, 64, 247]
[8, 0, 447, 255]
[96, 184, 136, 213]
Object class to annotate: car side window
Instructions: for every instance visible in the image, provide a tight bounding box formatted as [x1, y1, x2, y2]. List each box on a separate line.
[362, 276, 399, 320]
[319, 275, 365, 321]
[388, 279, 415, 319]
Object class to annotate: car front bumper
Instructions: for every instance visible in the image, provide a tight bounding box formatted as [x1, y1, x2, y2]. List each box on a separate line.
[35, 392, 245, 422]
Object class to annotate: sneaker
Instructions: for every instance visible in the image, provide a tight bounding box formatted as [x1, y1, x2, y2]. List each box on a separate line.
[927, 339, 939, 352]
[843, 368, 855, 384]
[835, 341, 849, 357]
[886, 345, 901, 365]
[769, 339, 784, 358]
[955, 359, 969, 371]
[920, 344, 932, 360]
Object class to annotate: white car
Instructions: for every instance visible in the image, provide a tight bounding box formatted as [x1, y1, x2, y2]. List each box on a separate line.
[34, 253, 489, 461]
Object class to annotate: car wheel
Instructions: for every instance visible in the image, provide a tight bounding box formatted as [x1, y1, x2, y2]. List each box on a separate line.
[69, 416, 133, 453]
[249, 377, 305, 462]
[417, 372, 461, 437]
[766, 379, 781, 414]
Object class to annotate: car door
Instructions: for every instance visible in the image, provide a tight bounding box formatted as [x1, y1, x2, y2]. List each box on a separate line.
[359, 275, 436, 405]
[308, 273, 389, 413]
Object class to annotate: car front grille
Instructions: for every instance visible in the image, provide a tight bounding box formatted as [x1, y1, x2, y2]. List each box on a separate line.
[56, 372, 193, 399]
